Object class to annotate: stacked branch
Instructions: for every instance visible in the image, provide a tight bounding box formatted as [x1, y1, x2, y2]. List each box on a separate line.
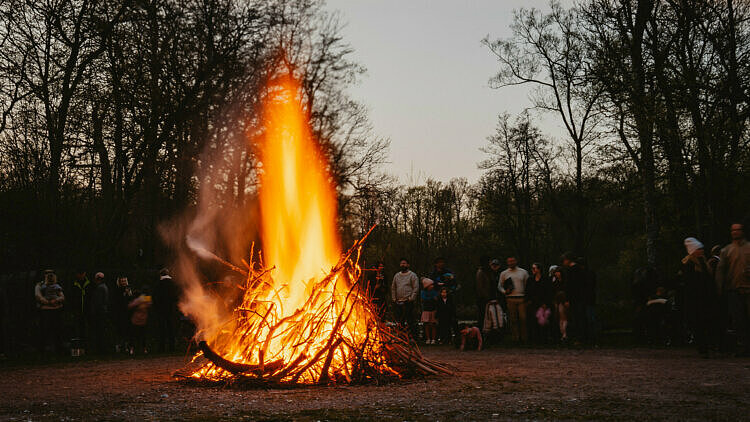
[175, 230, 453, 387]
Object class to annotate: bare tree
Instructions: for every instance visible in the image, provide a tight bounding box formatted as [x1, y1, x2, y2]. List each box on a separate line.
[484, 1, 603, 253]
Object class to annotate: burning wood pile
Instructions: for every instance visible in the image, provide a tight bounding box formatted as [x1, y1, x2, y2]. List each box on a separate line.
[174, 74, 451, 387]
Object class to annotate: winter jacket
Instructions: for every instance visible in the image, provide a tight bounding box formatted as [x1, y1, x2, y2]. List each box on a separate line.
[475, 267, 496, 304]
[153, 275, 179, 315]
[680, 254, 718, 325]
[435, 296, 456, 324]
[716, 240, 750, 293]
[421, 289, 438, 312]
[90, 283, 109, 316]
[526, 276, 553, 308]
[65, 277, 91, 315]
[128, 295, 152, 327]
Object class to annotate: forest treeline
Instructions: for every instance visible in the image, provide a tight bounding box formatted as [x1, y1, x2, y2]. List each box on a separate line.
[0, 0, 387, 270]
[1, 1, 749, 323]
[348, 0, 750, 316]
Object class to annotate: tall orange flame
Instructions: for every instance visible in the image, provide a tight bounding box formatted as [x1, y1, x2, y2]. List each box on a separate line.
[186, 74, 394, 384]
[258, 75, 340, 305]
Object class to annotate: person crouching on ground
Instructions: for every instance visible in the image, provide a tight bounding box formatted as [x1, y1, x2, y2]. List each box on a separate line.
[128, 287, 152, 355]
[459, 323, 482, 351]
[436, 287, 455, 344]
[420, 277, 438, 344]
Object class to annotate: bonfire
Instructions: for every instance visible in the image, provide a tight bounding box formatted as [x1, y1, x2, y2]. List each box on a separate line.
[175, 74, 451, 386]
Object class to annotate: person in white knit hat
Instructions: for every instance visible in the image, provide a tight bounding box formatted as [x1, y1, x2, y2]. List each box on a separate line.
[680, 237, 718, 358]
[684, 237, 704, 256]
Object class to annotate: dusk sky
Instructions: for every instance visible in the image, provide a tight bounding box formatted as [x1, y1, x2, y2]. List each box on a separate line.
[325, 0, 569, 184]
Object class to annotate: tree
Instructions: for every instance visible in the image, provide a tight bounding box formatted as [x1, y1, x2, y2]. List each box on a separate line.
[484, 1, 603, 254]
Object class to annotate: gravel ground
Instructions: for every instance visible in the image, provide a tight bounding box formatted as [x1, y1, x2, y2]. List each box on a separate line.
[1, 346, 749, 421]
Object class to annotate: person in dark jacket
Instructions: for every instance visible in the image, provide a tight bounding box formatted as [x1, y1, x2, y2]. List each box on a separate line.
[579, 257, 598, 345]
[89, 272, 110, 354]
[112, 276, 134, 353]
[431, 257, 457, 294]
[527, 263, 553, 343]
[550, 265, 569, 342]
[632, 265, 662, 344]
[475, 255, 494, 328]
[65, 270, 91, 342]
[562, 252, 587, 342]
[153, 268, 179, 353]
[680, 237, 719, 357]
[366, 262, 387, 320]
[435, 287, 456, 345]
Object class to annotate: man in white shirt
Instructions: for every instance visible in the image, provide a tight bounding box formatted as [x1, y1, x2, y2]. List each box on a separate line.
[392, 258, 419, 336]
[499, 256, 529, 343]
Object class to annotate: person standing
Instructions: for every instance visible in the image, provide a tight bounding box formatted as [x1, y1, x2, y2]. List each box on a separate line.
[431, 257, 457, 294]
[490, 259, 506, 312]
[128, 287, 152, 355]
[561, 252, 587, 343]
[65, 270, 91, 344]
[0, 279, 7, 359]
[391, 258, 418, 336]
[420, 278, 438, 344]
[475, 255, 494, 329]
[436, 287, 456, 344]
[527, 263, 553, 343]
[499, 256, 529, 343]
[112, 276, 134, 353]
[35, 270, 65, 355]
[367, 262, 387, 320]
[550, 265, 570, 342]
[153, 268, 179, 353]
[579, 257, 598, 345]
[680, 237, 718, 357]
[89, 272, 109, 354]
[716, 222, 750, 356]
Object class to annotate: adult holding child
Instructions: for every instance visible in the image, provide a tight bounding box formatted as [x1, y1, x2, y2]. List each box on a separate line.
[35, 270, 65, 355]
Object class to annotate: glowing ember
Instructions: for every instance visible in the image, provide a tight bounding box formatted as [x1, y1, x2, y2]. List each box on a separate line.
[178, 74, 450, 386]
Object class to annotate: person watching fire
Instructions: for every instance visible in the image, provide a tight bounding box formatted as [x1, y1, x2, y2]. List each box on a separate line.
[392, 258, 418, 337]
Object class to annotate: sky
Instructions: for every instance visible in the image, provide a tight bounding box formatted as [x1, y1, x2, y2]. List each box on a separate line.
[324, 0, 567, 184]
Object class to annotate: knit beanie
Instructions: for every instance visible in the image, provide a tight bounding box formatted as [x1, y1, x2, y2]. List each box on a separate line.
[684, 237, 704, 255]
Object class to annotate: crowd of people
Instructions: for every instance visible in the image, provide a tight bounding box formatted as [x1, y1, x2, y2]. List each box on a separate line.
[634, 222, 750, 357]
[20, 222, 750, 360]
[368, 252, 598, 352]
[368, 222, 749, 358]
[32, 268, 183, 357]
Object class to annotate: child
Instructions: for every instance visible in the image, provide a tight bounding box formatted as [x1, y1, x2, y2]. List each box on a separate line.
[128, 288, 152, 355]
[420, 278, 438, 344]
[536, 304, 551, 327]
[435, 287, 455, 344]
[459, 323, 483, 351]
[36, 271, 64, 309]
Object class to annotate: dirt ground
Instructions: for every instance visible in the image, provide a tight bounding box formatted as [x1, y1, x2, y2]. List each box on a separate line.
[1, 347, 749, 421]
